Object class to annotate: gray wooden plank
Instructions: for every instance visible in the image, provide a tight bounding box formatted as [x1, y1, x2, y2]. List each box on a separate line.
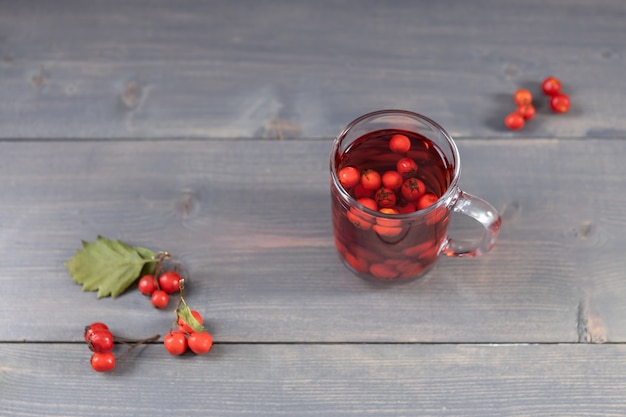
[1, 343, 626, 416]
[1, 139, 626, 343]
[0, 0, 624, 139]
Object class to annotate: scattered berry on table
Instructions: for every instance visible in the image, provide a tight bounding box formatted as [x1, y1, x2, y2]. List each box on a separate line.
[158, 271, 181, 294]
[504, 112, 525, 130]
[138, 275, 158, 295]
[549, 93, 570, 113]
[541, 76, 562, 96]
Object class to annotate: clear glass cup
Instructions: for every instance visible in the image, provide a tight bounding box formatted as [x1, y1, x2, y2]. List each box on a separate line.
[330, 110, 501, 283]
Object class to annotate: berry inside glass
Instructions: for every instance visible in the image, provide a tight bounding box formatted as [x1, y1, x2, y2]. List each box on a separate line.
[332, 128, 453, 282]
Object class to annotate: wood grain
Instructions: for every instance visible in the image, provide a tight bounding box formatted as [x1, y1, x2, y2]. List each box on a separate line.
[2, 343, 626, 416]
[0, 0, 624, 139]
[1, 139, 626, 343]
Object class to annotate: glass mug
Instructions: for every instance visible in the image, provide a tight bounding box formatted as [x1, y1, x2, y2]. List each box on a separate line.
[330, 110, 501, 283]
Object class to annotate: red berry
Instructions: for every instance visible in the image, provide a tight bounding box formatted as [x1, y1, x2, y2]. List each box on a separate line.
[516, 103, 536, 120]
[381, 171, 403, 190]
[396, 202, 417, 214]
[151, 290, 169, 309]
[550, 93, 570, 113]
[389, 134, 411, 153]
[164, 331, 189, 355]
[401, 178, 426, 201]
[356, 197, 378, 212]
[541, 76, 561, 96]
[188, 332, 213, 355]
[375, 187, 397, 208]
[353, 183, 373, 198]
[361, 169, 381, 190]
[513, 89, 532, 105]
[138, 275, 158, 295]
[417, 193, 438, 210]
[338, 166, 360, 189]
[158, 271, 181, 294]
[90, 351, 115, 372]
[84, 322, 109, 343]
[504, 112, 524, 130]
[396, 158, 418, 178]
[177, 310, 204, 334]
[87, 329, 114, 353]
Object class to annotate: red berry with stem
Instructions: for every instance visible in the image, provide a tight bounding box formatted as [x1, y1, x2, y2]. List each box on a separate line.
[84, 322, 109, 343]
[338, 166, 360, 189]
[401, 178, 426, 201]
[550, 93, 570, 113]
[90, 351, 116, 372]
[541, 76, 562, 96]
[177, 310, 204, 334]
[396, 158, 418, 178]
[164, 331, 189, 355]
[375, 187, 397, 208]
[151, 290, 169, 309]
[381, 171, 403, 190]
[513, 89, 532, 106]
[504, 112, 525, 130]
[361, 169, 381, 190]
[158, 271, 181, 294]
[389, 134, 411, 153]
[87, 329, 114, 353]
[138, 275, 158, 295]
[188, 332, 213, 355]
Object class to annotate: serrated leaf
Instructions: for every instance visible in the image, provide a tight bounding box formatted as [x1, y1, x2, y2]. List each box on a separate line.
[177, 304, 206, 333]
[65, 236, 156, 298]
[136, 246, 157, 277]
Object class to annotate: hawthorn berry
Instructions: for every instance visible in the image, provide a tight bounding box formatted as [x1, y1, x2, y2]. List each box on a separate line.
[151, 290, 169, 309]
[138, 275, 158, 295]
[84, 322, 109, 344]
[516, 104, 536, 121]
[87, 329, 114, 353]
[361, 169, 382, 190]
[417, 193, 438, 210]
[338, 166, 360, 189]
[177, 310, 204, 334]
[541, 76, 561, 96]
[164, 331, 189, 355]
[353, 183, 373, 198]
[389, 134, 411, 153]
[188, 332, 213, 355]
[401, 178, 426, 201]
[158, 271, 181, 294]
[381, 171, 403, 190]
[91, 351, 116, 372]
[513, 89, 532, 106]
[375, 187, 397, 208]
[396, 158, 418, 178]
[504, 112, 524, 130]
[550, 93, 570, 113]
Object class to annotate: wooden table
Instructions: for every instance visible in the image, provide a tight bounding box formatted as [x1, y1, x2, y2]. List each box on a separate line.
[2, 1, 626, 415]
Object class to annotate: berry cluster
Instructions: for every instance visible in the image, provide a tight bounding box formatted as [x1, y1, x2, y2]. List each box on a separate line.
[164, 310, 213, 356]
[138, 270, 182, 308]
[338, 133, 439, 227]
[504, 76, 570, 130]
[85, 322, 116, 372]
[84, 322, 160, 372]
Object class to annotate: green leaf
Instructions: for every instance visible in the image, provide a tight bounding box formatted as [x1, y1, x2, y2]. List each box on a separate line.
[65, 236, 156, 298]
[177, 303, 206, 333]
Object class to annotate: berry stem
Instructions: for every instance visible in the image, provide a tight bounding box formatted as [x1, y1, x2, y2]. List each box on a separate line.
[115, 333, 161, 361]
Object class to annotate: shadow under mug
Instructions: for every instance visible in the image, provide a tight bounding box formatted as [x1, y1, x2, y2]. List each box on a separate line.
[330, 110, 501, 283]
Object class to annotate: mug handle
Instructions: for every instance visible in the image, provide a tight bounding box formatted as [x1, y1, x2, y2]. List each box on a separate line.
[441, 190, 501, 258]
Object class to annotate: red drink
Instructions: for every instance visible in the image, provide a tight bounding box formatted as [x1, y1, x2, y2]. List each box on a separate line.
[331, 129, 454, 282]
